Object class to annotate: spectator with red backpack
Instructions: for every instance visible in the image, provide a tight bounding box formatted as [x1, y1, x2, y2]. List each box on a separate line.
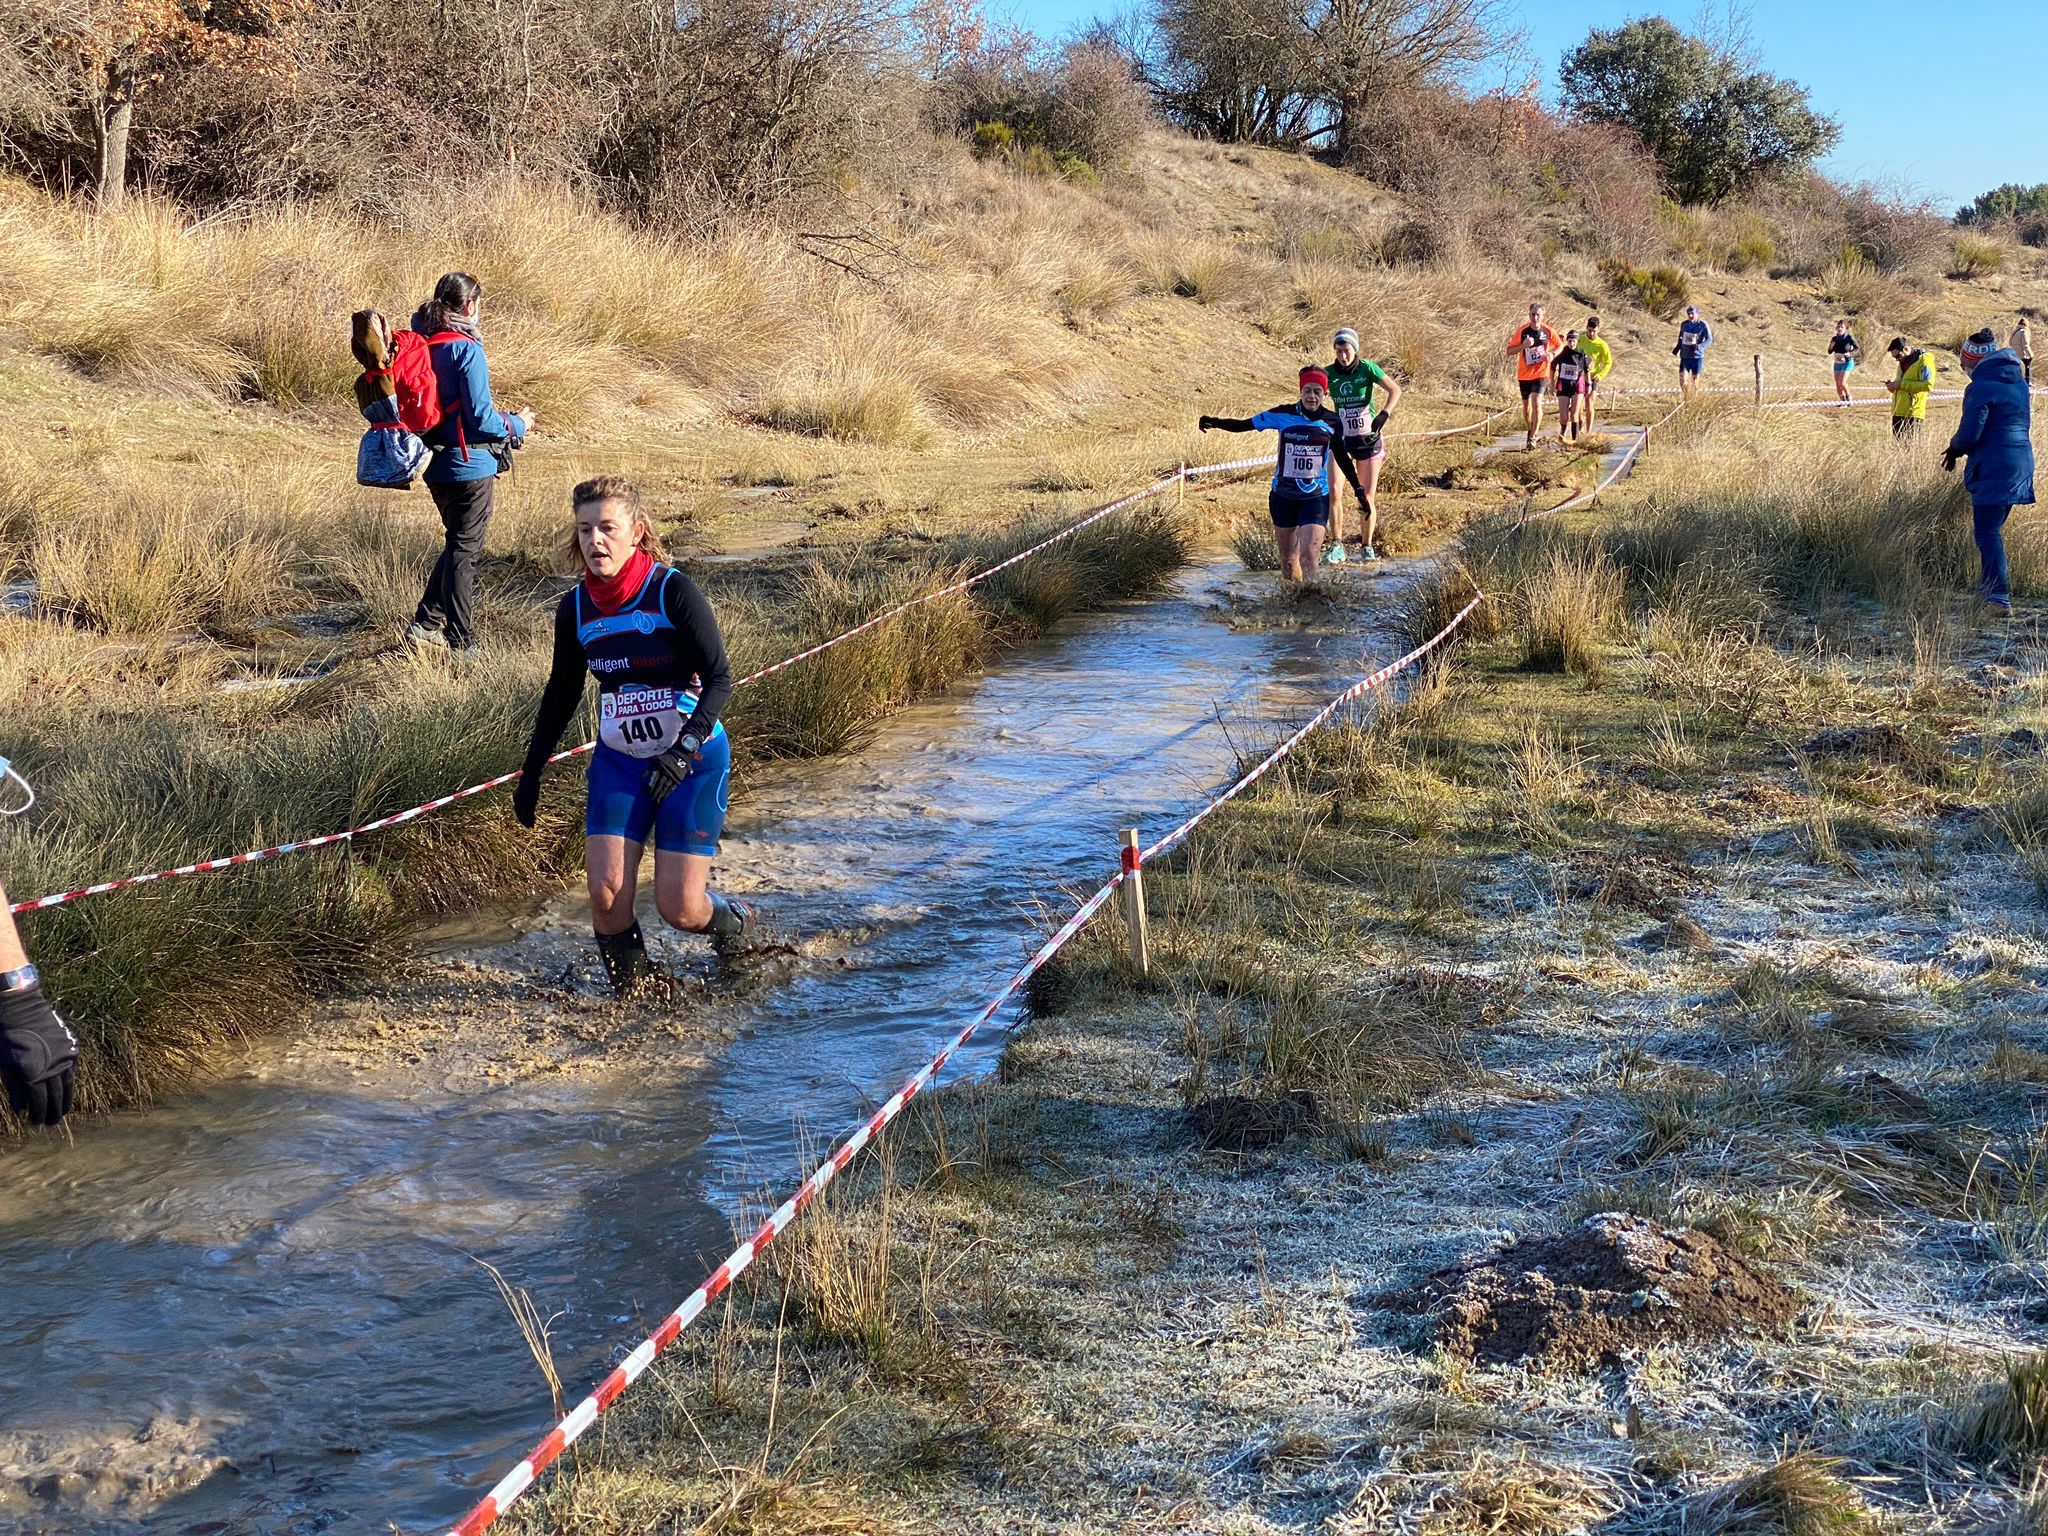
[356, 272, 535, 658]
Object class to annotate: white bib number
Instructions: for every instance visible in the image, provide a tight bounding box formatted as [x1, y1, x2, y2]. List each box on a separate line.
[1339, 404, 1370, 437]
[1282, 439, 1324, 481]
[1557, 362, 1581, 383]
[600, 686, 685, 759]
[1524, 342, 1549, 368]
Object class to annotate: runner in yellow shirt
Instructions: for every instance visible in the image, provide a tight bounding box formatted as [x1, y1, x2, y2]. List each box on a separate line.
[1580, 316, 1613, 431]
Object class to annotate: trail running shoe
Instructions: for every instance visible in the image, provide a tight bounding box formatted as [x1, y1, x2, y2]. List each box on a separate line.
[402, 622, 449, 652]
[707, 893, 759, 950]
[1322, 543, 1347, 566]
[1358, 544, 1379, 562]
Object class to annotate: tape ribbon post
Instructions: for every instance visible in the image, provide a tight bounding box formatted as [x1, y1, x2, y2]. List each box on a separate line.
[438, 587, 1487, 1536]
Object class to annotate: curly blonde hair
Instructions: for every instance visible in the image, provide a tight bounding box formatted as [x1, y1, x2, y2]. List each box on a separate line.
[564, 475, 665, 570]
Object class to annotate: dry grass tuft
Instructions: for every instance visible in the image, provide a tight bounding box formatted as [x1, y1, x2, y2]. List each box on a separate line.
[1683, 1452, 1875, 1534]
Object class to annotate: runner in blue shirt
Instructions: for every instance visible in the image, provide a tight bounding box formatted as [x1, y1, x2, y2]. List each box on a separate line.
[513, 475, 755, 995]
[1200, 367, 1340, 582]
[1674, 305, 1712, 398]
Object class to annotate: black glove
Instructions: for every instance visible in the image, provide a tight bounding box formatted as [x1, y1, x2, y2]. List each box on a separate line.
[1941, 448, 1961, 472]
[1371, 410, 1389, 434]
[645, 733, 703, 809]
[512, 770, 540, 829]
[1197, 415, 1219, 431]
[1671, 344, 1680, 355]
[1, 978, 78, 1128]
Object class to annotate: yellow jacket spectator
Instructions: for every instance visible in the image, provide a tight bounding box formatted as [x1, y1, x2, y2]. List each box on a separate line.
[1886, 337, 1937, 440]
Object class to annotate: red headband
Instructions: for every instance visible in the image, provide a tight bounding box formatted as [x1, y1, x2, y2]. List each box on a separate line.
[1299, 367, 1329, 391]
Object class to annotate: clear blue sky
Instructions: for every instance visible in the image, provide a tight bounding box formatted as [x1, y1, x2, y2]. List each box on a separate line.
[991, 0, 2048, 213]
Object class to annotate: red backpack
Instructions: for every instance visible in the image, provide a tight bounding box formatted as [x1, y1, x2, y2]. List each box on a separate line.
[378, 329, 468, 454]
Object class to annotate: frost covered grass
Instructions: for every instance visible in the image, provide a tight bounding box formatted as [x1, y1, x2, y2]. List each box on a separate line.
[504, 405, 2048, 1534]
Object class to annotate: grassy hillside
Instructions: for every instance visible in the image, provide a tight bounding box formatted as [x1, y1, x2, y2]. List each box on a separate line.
[1, 130, 2043, 1119]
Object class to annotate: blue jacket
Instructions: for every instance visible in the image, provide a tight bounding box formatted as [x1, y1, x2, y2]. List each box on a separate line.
[422, 333, 526, 485]
[1947, 349, 2036, 509]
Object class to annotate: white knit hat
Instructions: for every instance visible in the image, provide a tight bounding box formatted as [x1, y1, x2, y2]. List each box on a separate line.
[1332, 327, 1361, 350]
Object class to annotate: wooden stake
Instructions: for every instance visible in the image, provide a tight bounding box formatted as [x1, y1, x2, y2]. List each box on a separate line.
[1753, 354, 1763, 405]
[1118, 828, 1151, 979]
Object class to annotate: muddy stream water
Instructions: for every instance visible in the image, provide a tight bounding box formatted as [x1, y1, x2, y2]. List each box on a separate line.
[0, 555, 1419, 1535]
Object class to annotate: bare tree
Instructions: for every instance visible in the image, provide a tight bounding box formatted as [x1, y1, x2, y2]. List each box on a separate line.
[1312, 0, 1503, 165]
[1112, 0, 1501, 154]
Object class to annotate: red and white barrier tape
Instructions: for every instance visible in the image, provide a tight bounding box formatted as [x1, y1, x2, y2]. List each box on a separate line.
[435, 590, 1486, 1536]
[1518, 403, 1687, 526]
[7, 411, 1515, 917]
[8, 475, 1187, 916]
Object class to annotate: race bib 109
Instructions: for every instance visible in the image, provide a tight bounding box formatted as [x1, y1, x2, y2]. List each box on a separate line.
[1339, 404, 1370, 437]
[599, 685, 685, 759]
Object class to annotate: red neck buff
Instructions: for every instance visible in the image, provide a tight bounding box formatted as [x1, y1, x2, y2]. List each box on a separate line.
[582, 547, 655, 616]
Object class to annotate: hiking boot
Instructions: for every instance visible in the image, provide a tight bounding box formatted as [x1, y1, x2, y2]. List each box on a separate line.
[1321, 543, 1347, 566]
[403, 622, 448, 652]
[594, 921, 660, 996]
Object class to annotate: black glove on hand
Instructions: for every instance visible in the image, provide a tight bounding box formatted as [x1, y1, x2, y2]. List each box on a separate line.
[512, 772, 540, 829]
[1941, 448, 1961, 473]
[1, 980, 78, 1128]
[644, 733, 703, 809]
[1371, 410, 1389, 434]
[1197, 415, 1219, 431]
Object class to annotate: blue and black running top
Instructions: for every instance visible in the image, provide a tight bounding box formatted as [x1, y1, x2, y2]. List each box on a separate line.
[520, 561, 734, 782]
[1246, 405, 1338, 496]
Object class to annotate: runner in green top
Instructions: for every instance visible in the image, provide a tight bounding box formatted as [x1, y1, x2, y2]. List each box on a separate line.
[1580, 317, 1613, 430]
[1325, 326, 1402, 564]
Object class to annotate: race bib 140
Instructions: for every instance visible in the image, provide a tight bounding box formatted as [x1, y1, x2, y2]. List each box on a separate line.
[599, 686, 685, 758]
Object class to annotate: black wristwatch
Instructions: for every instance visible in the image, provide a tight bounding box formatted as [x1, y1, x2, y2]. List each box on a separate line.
[677, 732, 703, 758]
[1, 964, 38, 993]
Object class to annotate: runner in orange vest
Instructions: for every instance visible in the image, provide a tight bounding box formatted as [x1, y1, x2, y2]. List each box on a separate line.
[1508, 302, 1562, 449]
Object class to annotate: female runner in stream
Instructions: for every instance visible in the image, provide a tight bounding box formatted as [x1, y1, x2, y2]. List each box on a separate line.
[513, 476, 754, 994]
[1199, 366, 1340, 582]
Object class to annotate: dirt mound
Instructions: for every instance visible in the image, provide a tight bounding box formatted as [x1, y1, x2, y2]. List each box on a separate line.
[1801, 723, 1944, 778]
[1628, 913, 1717, 953]
[1561, 850, 1703, 918]
[1186, 1090, 1320, 1152]
[1391, 1213, 1799, 1366]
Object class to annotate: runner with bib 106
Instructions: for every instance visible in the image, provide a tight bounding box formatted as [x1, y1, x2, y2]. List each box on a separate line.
[513, 476, 755, 995]
[1199, 367, 1341, 583]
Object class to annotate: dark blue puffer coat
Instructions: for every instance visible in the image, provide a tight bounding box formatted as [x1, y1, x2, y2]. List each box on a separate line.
[1946, 349, 2036, 508]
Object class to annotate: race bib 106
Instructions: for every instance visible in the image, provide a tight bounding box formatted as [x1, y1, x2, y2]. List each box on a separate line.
[1282, 440, 1324, 481]
[599, 686, 685, 758]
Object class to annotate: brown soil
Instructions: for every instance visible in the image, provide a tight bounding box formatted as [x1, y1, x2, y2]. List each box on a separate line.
[1390, 1212, 1801, 1367]
[1801, 723, 1945, 778]
[1561, 849, 1704, 917]
[1185, 1089, 1321, 1152]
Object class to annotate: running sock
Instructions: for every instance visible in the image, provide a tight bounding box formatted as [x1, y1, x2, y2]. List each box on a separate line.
[595, 920, 654, 995]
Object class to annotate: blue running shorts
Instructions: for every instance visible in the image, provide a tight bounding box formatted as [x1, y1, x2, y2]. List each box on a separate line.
[586, 731, 730, 856]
